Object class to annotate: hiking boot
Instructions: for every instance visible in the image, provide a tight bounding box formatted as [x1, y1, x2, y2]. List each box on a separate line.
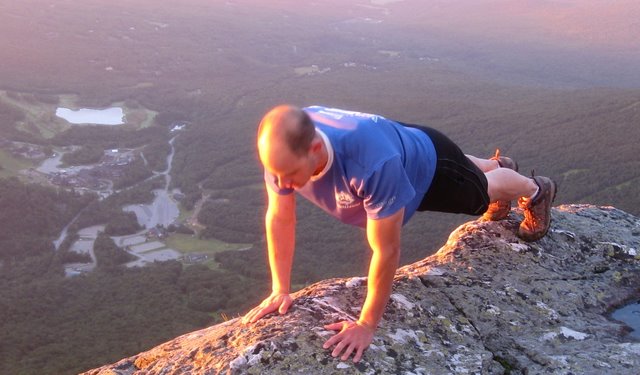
[482, 149, 519, 221]
[518, 175, 557, 241]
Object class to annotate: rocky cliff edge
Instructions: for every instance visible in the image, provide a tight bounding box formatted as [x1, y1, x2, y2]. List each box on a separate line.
[84, 204, 640, 374]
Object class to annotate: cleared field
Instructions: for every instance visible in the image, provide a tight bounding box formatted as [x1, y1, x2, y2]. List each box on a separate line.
[562, 168, 589, 178]
[0, 149, 33, 178]
[130, 241, 165, 254]
[165, 233, 251, 254]
[0, 90, 70, 138]
[112, 101, 158, 129]
[176, 205, 193, 222]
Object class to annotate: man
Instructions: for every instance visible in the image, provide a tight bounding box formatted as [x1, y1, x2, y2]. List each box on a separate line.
[242, 105, 556, 363]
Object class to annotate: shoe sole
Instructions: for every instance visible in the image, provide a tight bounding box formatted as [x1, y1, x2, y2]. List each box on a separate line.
[537, 178, 557, 238]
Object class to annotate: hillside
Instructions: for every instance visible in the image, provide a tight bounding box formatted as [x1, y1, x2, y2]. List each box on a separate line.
[0, 1, 639, 374]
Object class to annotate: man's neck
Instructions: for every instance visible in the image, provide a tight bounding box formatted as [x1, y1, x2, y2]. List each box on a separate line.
[311, 129, 333, 180]
[313, 141, 328, 176]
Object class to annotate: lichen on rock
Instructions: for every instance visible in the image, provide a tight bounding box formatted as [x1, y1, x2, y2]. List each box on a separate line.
[83, 205, 640, 374]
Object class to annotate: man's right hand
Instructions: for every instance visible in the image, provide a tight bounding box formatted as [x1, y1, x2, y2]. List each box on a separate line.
[242, 292, 293, 324]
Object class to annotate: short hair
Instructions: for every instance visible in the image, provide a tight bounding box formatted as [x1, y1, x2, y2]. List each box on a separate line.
[258, 106, 316, 157]
[285, 109, 315, 156]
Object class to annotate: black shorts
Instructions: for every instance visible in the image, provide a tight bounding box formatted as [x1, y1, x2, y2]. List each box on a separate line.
[401, 123, 490, 215]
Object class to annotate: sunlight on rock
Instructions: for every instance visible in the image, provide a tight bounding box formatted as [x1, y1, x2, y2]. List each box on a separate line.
[84, 205, 640, 374]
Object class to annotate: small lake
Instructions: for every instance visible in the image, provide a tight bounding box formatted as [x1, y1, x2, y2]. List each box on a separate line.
[56, 107, 125, 125]
[612, 301, 640, 339]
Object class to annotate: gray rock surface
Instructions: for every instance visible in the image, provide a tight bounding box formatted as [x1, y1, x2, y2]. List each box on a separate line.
[83, 204, 640, 374]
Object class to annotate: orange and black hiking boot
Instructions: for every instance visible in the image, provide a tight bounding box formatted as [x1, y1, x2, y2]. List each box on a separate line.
[518, 175, 557, 241]
[482, 149, 519, 221]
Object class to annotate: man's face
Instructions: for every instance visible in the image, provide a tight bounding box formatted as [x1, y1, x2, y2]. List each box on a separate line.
[259, 140, 315, 190]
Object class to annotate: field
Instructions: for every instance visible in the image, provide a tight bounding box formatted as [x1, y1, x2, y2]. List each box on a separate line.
[166, 233, 252, 260]
[0, 149, 33, 178]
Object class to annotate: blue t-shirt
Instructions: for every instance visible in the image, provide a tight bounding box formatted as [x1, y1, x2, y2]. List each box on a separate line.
[265, 106, 437, 228]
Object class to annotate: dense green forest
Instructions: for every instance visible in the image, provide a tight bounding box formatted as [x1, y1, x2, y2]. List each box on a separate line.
[0, 178, 268, 375]
[51, 125, 168, 150]
[0, 1, 639, 374]
[93, 232, 137, 268]
[103, 211, 142, 236]
[0, 257, 267, 375]
[60, 144, 104, 166]
[0, 178, 93, 261]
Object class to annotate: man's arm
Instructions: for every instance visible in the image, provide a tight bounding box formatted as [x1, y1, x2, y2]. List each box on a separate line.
[323, 208, 403, 362]
[242, 185, 296, 324]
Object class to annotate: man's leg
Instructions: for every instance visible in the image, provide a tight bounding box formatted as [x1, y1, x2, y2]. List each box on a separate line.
[468, 150, 520, 220]
[408, 123, 556, 241]
[466, 151, 557, 241]
[465, 155, 500, 173]
[485, 167, 557, 242]
[485, 168, 537, 203]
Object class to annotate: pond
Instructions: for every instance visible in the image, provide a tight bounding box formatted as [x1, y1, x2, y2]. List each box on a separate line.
[612, 301, 640, 339]
[56, 107, 125, 125]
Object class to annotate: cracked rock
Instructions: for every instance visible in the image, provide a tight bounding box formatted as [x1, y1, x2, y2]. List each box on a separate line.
[83, 205, 640, 375]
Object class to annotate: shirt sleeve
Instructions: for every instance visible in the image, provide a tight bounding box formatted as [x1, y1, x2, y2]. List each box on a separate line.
[362, 155, 416, 220]
[264, 169, 294, 195]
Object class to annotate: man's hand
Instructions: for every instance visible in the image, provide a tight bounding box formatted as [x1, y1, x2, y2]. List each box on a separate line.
[323, 320, 375, 363]
[242, 292, 293, 324]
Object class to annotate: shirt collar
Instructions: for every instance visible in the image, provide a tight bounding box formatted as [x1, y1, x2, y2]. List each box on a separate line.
[310, 128, 333, 181]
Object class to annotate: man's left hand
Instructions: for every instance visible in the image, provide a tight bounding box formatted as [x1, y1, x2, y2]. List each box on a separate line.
[323, 320, 374, 363]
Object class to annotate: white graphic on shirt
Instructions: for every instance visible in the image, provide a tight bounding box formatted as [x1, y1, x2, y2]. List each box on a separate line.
[335, 190, 361, 208]
[368, 196, 396, 210]
[317, 107, 381, 123]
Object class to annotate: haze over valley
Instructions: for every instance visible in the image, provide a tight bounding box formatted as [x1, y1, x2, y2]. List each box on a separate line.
[0, 1, 638, 374]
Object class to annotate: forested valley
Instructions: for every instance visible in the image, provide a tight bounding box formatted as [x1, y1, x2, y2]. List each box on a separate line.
[0, 1, 639, 374]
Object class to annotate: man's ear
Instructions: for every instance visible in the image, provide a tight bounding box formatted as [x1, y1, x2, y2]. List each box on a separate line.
[310, 137, 323, 153]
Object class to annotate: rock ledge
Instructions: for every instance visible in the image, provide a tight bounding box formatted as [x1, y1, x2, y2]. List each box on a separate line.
[84, 205, 640, 374]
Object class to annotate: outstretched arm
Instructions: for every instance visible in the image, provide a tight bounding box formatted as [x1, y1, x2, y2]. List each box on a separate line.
[242, 186, 296, 324]
[323, 208, 403, 362]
